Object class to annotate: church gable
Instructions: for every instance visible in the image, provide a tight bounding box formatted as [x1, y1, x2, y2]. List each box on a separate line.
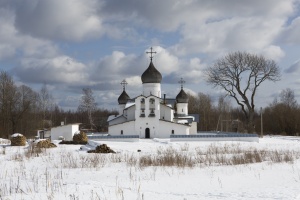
[135, 95, 160, 118]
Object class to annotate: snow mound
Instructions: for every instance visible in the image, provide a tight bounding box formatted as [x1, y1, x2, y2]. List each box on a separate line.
[11, 133, 23, 138]
[80, 140, 102, 151]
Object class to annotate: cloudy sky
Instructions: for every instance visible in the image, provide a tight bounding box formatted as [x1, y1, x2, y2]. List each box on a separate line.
[1, 0, 300, 111]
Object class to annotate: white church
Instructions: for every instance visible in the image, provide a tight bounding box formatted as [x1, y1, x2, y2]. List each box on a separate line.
[107, 48, 198, 138]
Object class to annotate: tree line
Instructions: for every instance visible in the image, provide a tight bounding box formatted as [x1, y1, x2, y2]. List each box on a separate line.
[188, 88, 300, 136]
[0, 71, 117, 139]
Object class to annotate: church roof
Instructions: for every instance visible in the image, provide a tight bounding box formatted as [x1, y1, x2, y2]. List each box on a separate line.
[118, 90, 130, 104]
[141, 61, 162, 83]
[176, 89, 189, 103]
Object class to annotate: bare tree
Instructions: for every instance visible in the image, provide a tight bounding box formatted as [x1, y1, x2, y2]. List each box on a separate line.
[38, 83, 54, 128]
[279, 88, 297, 108]
[205, 52, 280, 133]
[78, 88, 97, 129]
[0, 71, 17, 137]
[216, 95, 233, 132]
[10, 85, 38, 134]
[188, 92, 217, 131]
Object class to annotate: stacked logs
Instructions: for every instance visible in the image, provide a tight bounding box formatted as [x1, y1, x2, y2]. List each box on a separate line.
[88, 144, 116, 153]
[36, 140, 57, 148]
[11, 135, 26, 146]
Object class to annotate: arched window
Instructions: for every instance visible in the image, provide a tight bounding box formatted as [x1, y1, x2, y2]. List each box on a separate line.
[149, 98, 155, 109]
[140, 98, 145, 117]
[171, 130, 174, 134]
[121, 130, 123, 135]
[149, 98, 156, 117]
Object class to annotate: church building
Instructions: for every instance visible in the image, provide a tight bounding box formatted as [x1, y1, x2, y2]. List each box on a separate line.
[107, 48, 198, 138]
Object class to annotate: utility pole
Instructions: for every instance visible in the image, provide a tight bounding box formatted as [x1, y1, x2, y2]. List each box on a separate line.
[260, 107, 263, 138]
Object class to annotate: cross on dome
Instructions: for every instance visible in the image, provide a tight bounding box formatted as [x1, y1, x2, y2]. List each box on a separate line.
[120, 79, 128, 91]
[146, 47, 157, 61]
[179, 78, 185, 89]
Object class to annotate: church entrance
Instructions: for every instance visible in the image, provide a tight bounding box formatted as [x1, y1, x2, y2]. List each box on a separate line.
[145, 128, 150, 139]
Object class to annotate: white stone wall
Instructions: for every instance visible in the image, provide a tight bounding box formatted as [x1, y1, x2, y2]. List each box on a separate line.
[51, 124, 79, 140]
[119, 104, 125, 115]
[143, 83, 161, 97]
[158, 121, 190, 137]
[177, 103, 188, 115]
[190, 122, 197, 134]
[109, 121, 135, 135]
[160, 105, 174, 121]
[126, 105, 136, 121]
[135, 116, 159, 138]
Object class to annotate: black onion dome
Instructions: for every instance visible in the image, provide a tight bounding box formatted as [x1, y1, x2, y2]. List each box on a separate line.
[141, 61, 162, 83]
[118, 90, 130, 104]
[176, 89, 189, 103]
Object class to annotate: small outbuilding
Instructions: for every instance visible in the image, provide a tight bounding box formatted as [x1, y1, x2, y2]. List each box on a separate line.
[37, 129, 51, 139]
[51, 123, 81, 140]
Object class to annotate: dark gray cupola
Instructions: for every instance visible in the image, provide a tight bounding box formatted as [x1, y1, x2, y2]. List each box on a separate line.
[118, 90, 130, 104]
[176, 78, 189, 103]
[176, 89, 188, 103]
[118, 80, 130, 104]
[141, 61, 162, 83]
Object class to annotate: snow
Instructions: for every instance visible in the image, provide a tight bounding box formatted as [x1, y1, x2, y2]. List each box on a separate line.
[11, 133, 23, 137]
[177, 120, 188, 124]
[0, 136, 300, 199]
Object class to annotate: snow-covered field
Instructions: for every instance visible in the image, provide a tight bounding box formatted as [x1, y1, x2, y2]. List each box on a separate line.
[1, 136, 300, 200]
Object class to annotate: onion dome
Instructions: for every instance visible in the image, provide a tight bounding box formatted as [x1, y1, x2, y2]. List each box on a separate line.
[118, 90, 130, 104]
[176, 89, 189, 103]
[141, 61, 162, 83]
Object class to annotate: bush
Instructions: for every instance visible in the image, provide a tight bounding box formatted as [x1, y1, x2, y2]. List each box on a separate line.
[73, 131, 88, 143]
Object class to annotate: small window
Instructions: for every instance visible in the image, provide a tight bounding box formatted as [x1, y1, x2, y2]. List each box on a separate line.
[121, 130, 123, 135]
[172, 130, 174, 134]
[182, 109, 183, 112]
[150, 98, 155, 104]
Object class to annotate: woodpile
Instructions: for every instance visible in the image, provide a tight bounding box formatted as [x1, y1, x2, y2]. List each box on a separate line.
[88, 144, 116, 153]
[10, 134, 26, 146]
[73, 131, 88, 143]
[36, 140, 57, 148]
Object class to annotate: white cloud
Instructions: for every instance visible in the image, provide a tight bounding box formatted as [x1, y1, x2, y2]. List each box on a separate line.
[282, 17, 300, 44]
[14, 0, 104, 41]
[261, 45, 285, 62]
[152, 46, 179, 75]
[0, 7, 59, 61]
[15, 56, 88, 85]
[171, 16, 287, 56]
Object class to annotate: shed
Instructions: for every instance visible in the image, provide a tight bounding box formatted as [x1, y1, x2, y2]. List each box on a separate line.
[51, 123, 81, 141]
